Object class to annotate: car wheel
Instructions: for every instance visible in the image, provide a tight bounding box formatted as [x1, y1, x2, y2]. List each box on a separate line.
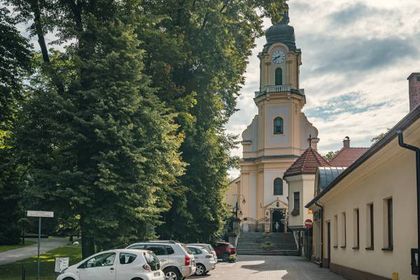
[164, 267, 181, 280]
[63, 278, 75, 280]
[195, 264, 206, 276]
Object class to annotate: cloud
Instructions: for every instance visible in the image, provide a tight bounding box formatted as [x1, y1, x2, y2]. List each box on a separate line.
[306, 92, 389, 121]
[309, 36, 418, 75]
[329, 3, 392, 26]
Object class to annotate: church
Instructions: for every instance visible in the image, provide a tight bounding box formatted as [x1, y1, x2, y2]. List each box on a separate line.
[226, 5, 319, 234]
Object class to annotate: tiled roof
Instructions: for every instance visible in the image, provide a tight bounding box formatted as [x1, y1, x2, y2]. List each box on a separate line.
[284, 148, 330, 178]
[329, 147, 369, 167]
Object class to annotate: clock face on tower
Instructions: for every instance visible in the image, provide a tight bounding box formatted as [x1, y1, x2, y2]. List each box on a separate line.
[272, 49, 286, 64]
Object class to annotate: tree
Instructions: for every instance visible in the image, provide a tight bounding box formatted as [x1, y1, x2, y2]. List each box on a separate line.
[371, 129, 389, 143]
[12, 0, 184, 257]
[324, 151, 339, 161]
[139, 0, 286, 242]
[0, 7, 32, 245]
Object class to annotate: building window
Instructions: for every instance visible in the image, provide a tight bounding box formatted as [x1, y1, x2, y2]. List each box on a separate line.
[383, 198, 393, 250]
[366, 203, 374, 250]
[273, 117, 284, 134]
[334, 215, 338, 248]
[291, 192, 300, 216]
[275, 68, 283, 85]
[341, 212, 346, 248]
[273, 178, 283, 195]
[353, 208, 360, 249]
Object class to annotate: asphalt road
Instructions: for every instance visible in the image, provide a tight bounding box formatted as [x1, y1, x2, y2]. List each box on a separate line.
[191, 255, 346, 280]
[0, 237, 67, 265]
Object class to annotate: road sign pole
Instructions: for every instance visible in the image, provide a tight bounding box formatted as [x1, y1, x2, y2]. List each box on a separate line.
[37, 217, 41, 280]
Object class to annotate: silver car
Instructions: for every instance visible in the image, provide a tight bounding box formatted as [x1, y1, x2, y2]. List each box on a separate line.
[187, 245, 216, 276]
[127, 241, 196, 280]
[187, 243, 217, 263]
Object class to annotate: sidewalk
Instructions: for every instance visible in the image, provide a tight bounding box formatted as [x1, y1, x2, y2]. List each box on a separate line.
[0, 237, 68, 265]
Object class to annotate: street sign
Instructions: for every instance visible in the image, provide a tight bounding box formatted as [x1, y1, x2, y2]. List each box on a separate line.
[27, 210, 54, 218]
[26, 210, 54, 280]
[54, 257, 70, 273]
[305, 219, 313, 229]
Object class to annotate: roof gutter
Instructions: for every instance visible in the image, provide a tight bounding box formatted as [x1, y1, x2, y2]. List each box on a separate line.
[314, 202, 324, 267]
[397, 130, 420, 280]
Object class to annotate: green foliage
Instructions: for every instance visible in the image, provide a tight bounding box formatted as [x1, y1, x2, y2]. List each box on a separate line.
[140, 0, 285, 242]
[324, 150, 339, 161]
[4, 0, 285, 251]
[12, 0, 184, 257]
[0, 7, 32, 245]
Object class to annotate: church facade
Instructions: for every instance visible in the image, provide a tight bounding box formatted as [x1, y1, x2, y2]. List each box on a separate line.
[226, 7, 319, 233]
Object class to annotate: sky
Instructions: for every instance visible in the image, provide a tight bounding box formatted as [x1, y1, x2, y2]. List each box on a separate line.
[226, 0, 420, 178]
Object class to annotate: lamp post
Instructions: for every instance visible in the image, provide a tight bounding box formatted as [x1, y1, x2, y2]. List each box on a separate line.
[397, 130, 420, 280]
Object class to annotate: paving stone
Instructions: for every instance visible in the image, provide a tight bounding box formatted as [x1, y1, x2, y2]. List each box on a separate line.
[191, 255, 345, 280]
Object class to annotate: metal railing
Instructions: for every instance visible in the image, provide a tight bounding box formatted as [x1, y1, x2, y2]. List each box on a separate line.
[255, 85, 305, 98]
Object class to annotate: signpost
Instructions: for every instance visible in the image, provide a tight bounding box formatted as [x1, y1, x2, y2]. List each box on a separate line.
[305, 219, 313, 229]
[27, 210, 54, 280]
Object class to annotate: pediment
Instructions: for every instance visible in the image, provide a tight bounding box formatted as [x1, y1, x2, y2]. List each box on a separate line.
[264, 198, 288, 209]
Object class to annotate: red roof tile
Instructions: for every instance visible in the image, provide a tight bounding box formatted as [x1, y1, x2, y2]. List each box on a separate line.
[329, 147, 369, 167]
[284, 148, 330, 178]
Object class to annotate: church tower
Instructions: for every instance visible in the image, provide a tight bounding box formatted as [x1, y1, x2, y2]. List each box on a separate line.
[231, 4, 319, 233]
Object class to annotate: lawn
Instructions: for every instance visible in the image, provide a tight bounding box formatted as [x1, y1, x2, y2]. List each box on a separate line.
[0, 245, 82, 280]
[0, 241, 36, 253]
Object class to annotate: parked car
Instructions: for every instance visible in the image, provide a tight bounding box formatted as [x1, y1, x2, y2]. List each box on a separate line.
[187, 243, 217, 263]
[127, 240, 196, 280]
[213, 241, 236, 262]
[187, 245, 216, 276]
[57, 249, 163, 280]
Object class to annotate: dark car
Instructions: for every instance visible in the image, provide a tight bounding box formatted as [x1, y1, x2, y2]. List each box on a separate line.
[213, 242, 236, 261]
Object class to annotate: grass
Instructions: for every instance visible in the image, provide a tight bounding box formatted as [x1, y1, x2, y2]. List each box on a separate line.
[0, 245, 82, 280]
[0, 241, 37, 253]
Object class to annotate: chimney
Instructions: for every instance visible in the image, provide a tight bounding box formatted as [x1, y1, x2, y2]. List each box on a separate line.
[343, 136, 350, 148]
[408, 73, 420, 111]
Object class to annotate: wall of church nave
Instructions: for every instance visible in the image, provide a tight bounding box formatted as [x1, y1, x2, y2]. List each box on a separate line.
[240, 171, 258, 221]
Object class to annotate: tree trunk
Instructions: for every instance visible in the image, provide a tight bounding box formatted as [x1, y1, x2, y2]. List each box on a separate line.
[80, 215, 95, 259]
[29, 0, 50, 63]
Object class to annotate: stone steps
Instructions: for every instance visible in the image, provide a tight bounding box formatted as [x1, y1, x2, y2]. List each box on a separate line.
[236, 232, 298, 256]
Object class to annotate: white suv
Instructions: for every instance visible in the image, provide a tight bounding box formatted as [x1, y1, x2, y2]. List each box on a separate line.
[56, 249, 164, 280]
[127, 241, 196, 280]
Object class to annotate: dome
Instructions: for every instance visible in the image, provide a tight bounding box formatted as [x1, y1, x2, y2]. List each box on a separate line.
[264, 6, 297, 51]
[265, 24, 296, 51]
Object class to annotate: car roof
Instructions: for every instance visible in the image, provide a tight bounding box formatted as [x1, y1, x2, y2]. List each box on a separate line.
[106, 249, 150, 254]
[127, 241, 178, 247]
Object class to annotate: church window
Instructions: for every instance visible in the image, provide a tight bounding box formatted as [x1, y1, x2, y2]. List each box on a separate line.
[273, 178, 283, 195]
[273, 117, 284, 134]
[275, 68, 283, 85]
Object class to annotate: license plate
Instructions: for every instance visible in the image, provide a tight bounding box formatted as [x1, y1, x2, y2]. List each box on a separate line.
[154, 271, 160, 277]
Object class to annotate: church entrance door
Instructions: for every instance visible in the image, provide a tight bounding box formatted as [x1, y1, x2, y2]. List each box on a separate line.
[271, 209, 284, 232]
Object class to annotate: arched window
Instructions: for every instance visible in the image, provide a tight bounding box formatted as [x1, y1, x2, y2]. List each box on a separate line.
[274, 178, 283, 195]
[275, 68, 283, 85]
[273, 117, 283, 134]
